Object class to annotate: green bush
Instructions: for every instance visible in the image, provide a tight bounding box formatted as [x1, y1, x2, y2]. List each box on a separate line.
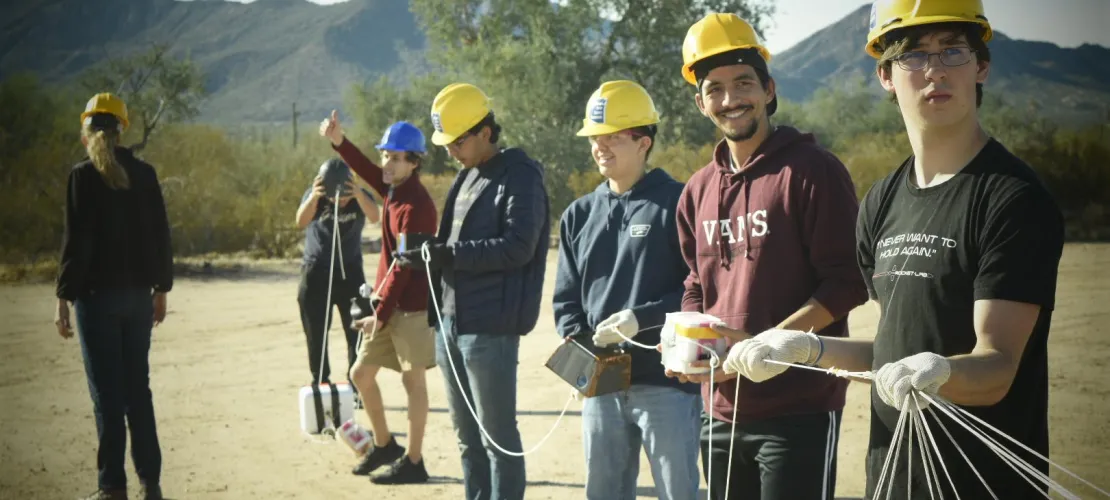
[2, 72, 1107, 282]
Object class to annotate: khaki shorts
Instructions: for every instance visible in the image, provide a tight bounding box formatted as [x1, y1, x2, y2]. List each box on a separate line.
[354, 310, 435, 373]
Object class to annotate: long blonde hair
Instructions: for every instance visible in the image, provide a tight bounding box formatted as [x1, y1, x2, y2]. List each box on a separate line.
[83, 125, 130, 190]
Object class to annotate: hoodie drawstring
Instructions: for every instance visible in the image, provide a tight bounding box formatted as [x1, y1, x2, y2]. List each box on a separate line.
[718, 169, 754, 268]
[743, 178, 752, 261]
[718, 174, 731, 269]
[605, 195, 613, 232]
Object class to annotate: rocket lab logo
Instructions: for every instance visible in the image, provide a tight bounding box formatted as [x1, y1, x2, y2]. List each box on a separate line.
[630, 224, 650, 238]
[431, 112, 444, 133]
[589, 98, 607, 124]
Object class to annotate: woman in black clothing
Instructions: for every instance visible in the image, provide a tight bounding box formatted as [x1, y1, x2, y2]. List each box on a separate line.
[54, 93, 172, 500]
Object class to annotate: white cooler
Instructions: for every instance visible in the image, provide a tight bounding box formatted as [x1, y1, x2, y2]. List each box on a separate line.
[298, 382, 356, 434]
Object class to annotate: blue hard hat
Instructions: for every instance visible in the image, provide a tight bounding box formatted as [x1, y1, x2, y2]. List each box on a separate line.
[374, 121, 426, 154]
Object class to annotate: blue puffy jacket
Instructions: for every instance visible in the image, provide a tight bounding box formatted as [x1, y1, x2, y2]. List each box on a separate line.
[430, 147, 551, 336]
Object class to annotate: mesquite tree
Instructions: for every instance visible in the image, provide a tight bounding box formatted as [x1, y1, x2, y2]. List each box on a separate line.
[80, 42, 206, 152]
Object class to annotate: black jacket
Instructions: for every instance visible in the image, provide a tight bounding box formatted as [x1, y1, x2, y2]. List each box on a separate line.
[56, 147, 173, 301]
[431, 147, 550, 336]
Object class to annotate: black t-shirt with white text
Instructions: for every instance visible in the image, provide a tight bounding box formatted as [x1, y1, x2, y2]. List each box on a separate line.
[302, 188, 373, 280]
[856, 139, 1064, 499]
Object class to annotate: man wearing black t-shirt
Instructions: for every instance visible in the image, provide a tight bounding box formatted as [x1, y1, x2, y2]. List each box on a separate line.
[720, 1, 1065, 498]
[296, 161, 380, 387]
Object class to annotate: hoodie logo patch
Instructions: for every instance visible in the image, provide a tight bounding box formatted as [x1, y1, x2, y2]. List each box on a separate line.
[589, 98, 607, 124]
[630, 224, 650, 238]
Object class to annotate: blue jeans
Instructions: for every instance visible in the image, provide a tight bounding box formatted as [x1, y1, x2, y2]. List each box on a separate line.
[435, 316, 526, 500]
[74, 287, 162, 490]
[582, 384, 702, 500]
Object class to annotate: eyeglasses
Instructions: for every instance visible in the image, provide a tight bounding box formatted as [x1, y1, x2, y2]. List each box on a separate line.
[893, 47, 975, 71]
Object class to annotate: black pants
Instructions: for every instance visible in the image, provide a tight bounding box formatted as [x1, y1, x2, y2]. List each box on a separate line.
[74, 287, 162, 490]
[297, 269, 362, 385]
[700, 410, 842, 500]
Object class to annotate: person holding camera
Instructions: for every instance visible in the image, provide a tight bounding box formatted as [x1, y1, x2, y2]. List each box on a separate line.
[295, 158, 379, 391]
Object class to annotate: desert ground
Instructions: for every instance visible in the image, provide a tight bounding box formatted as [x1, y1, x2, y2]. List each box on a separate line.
[2, 243, 1108, 500]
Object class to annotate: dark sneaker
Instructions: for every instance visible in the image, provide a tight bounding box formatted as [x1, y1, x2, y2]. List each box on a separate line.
[141, 484, 163, 500]
[351, 437, 405, 476]
[371, 456, 429, 485]
[79, 489, 126, 500]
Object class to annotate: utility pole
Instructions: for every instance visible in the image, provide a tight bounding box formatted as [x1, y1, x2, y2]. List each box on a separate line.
[292, 102, 299, 149]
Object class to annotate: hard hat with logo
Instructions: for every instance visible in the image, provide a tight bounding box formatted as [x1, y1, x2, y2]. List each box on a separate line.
[681, 13, 772, 86]
[80, 92, 130, 131]
[375, 121, 427, 154]
[864, 0, 992, 58]
[576, 80, 660, 137]
[429, 83, 491, 146]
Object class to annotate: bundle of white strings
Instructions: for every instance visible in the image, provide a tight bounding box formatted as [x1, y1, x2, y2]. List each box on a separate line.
[763, 359, 1110, 500]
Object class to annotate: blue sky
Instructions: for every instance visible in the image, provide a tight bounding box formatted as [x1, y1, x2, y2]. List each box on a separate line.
[224, 0, 1110, 54]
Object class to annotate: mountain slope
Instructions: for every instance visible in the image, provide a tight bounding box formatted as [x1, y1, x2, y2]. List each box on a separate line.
[3, 0, 1106, 125]
[772, 4, 1110, 123]
[0, 0, 424, 123]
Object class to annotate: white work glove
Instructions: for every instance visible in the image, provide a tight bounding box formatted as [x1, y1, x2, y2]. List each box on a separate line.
[593, 309, 639, 347]
[874, 352, 951, 412]
[570, 388, 583, 402]
[722, 329, 821, 383]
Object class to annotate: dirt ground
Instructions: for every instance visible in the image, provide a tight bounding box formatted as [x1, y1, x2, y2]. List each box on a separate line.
[2, 243, 1108, 500]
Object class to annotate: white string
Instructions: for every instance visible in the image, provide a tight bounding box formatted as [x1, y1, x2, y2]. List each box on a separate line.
[596, 318, 727, 499]
[421, 243, 573, 457]
[927, 397, 1060, 498]
[417, 237, 728, 500]
[923, 393, 1110, 498]
[763, 358, 874, 381]
[723, 374, 740, 500]
[876, 401, 911, 500]
[910, 394, 940, 500]
[906, 393, 915, 500]
[925, 395, 1084, 499]
[924, 404, 1000, 500]
[800, 374, 1109, 500]
[913, 393, 961, 500]
[315, 186, 344, 392]
[352, 259, 396, 356]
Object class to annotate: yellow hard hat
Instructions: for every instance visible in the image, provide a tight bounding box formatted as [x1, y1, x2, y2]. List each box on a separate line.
[80, 92, 130, 131]
[681, 13, 772, 86]
[576, 80, 660, 137]
[865, 0, 992, 58]
[429, 83, 492, 146]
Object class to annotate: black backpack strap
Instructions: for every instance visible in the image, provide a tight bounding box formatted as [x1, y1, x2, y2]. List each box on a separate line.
[328, 383, 341, 428]
[311, 383, 325, 433]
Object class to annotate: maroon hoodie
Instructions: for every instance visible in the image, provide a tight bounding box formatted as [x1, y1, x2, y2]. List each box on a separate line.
[676, 125, 868, 424]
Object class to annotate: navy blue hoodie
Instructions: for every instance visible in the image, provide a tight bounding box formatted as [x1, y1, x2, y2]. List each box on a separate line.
[553, 168, 698, 393]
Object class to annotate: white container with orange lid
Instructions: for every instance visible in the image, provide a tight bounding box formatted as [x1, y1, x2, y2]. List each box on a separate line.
[659, 312, 730, 374]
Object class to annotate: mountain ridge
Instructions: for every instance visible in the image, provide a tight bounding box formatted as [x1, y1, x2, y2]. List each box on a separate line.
[2, 0, 1106, 124]
[771, 4, 1110, 123]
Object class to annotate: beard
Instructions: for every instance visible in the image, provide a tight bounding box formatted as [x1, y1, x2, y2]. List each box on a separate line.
[717, 105, 760, 141]
[724, 116, 759, 141]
